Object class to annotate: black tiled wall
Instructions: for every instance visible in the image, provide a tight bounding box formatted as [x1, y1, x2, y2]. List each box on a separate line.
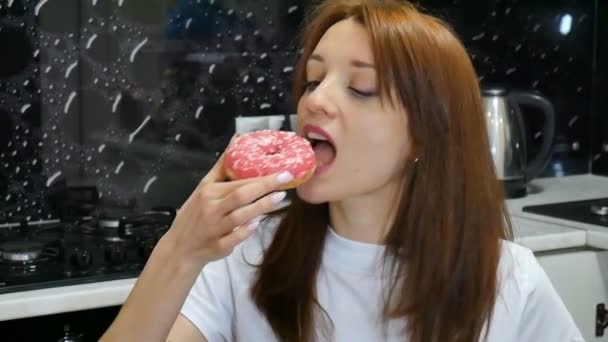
[422, 0, 596, 178]
[591, 0, 608, 174]
[0, 0, 600, 221]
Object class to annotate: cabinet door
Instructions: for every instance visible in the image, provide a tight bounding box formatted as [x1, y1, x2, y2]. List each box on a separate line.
[536, 250, 608, 341]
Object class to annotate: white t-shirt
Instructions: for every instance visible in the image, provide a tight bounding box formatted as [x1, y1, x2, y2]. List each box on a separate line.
[181, 218, 585, 341]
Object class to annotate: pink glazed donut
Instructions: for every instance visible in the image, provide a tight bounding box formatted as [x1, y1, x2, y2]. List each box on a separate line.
[224, 130, 316, 190]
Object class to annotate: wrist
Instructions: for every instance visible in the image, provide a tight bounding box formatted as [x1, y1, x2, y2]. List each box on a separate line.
[102, 230, 206, 341]
[153, 231, 208, 276]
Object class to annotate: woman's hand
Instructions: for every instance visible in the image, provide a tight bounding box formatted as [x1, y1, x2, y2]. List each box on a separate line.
[100, 153, 293, 342]
[161, 153, 294, 265]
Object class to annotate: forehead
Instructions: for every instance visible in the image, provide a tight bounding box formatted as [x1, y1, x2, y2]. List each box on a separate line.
[311, 18, 374, 63]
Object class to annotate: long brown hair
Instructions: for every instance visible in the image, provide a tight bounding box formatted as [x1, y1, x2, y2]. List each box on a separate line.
[251, 1, 513, 341]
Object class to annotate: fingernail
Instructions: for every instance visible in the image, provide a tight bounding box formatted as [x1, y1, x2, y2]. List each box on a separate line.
[246, 216, 263, 231]
[270, 191, 287, 204]
[246, 221, 259, 231]
[276, 171, 294, 184]
[276, 199, 291, 209]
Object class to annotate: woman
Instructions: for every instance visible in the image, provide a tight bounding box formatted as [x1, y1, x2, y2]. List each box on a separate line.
[101, 1, 584, 341]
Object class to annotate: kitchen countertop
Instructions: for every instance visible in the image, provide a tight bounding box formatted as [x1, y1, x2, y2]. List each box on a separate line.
[1, 173, 607, 321]
[0, 278, 136, 321]
[510, 216, 587, 253]
[507, 174, 608, 251]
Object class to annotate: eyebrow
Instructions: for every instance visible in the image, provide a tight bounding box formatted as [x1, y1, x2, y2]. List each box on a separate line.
[309, 53, 375, 69]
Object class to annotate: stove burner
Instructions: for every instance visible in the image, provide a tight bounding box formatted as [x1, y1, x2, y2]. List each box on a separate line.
[0, 206, 176, 294]
[79, 207, 175, 241]
[591, 205, 608, 216]
[0, 240, 45, 262]
[0, 238, 61, 281]
[523, 198, 608, 228]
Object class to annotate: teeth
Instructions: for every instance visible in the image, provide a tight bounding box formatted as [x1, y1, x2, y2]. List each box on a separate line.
[306, 132, 327, 141]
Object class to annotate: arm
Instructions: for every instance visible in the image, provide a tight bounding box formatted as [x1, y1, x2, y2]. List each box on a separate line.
[100, 154, 294, 341]
[100, 234, 209, 342]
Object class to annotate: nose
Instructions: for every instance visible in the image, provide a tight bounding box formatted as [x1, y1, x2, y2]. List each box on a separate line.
[304, 77, 339, 118]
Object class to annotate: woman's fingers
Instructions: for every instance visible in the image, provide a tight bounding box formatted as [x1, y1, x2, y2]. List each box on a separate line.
[219, 190, 288, 235]
[197, 134, 240, 188]
[207, 176, 272, 197]
[218, 171, 294, 214]
[197, 152, 230, 188]
[215, 225, 257, 254]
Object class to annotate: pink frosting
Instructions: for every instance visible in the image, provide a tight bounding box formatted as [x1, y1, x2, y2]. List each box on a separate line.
[225, 130, 316, 180]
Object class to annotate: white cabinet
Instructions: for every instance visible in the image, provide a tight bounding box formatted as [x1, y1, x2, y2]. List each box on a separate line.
[536, 249, 608, 341]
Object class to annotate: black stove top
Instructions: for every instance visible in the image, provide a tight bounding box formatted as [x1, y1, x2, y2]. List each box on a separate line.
[0, 207, 175, 295]
[522, 198, 608, 227]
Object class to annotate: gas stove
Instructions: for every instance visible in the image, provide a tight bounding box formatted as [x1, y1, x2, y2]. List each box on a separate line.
[0, 206, 175, 295]
[522, 198, 608, 227]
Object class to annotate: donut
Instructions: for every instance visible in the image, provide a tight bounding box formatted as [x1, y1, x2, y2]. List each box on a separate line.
[224, 129, 316, 189]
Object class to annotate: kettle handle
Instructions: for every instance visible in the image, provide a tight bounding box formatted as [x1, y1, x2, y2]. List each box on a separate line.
[509, 91, 556, 182]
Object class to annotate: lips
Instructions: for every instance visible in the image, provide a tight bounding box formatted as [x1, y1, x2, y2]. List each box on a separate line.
[302, 124, 336, 147]
[301, 124, 337, 175]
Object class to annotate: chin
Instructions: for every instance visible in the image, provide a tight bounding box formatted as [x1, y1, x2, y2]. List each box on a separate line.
[295, 181, 332, 204]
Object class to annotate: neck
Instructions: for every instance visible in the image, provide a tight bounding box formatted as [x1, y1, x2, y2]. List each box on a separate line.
[328, 179, 401, 245]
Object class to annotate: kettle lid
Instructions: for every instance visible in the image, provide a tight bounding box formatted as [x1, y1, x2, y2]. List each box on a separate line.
[482, 88, 507, 96]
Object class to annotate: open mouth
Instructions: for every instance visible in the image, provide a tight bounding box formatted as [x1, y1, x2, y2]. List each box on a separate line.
[302, 124, 337, 172]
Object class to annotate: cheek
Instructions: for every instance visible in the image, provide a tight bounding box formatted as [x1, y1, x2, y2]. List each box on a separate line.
[351, 165, 363, 176]
[353, 126, 409, 172]
[346, 138, 403, 174]
[295, 96, 306, 123]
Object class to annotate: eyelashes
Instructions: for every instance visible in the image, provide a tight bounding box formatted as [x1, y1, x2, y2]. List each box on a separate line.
[304, 80, 378, 98]
[304, 80, 320, 92]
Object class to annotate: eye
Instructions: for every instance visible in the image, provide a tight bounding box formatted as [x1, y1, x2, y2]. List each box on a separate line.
[304, 80, 320, 92]
[349, 87, 378, 98]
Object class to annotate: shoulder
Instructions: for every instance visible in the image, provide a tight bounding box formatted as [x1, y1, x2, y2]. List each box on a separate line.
[180, 218, 283, 341]
[492, 240, 584, 341]
[495, 239, 547, 302]
[496, 240, 536, 288]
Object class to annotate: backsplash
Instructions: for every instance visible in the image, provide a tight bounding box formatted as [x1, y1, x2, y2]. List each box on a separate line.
[0, 0, 599, 222]
[0, 0, 307, 222]
[425, 0, 596, 178]
[591, 0, 608, 175]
